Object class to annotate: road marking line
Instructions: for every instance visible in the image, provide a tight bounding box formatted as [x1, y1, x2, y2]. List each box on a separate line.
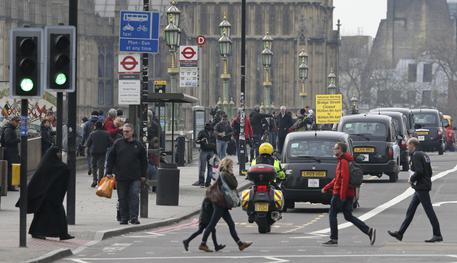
[68, 254, 457, 261]
[263, 256, 289, 263]
[282, 213, 325, 234]
[305, 164, 457, 236]
[433, 201, 457, 207]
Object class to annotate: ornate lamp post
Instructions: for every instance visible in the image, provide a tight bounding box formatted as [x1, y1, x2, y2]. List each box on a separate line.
[218, 16, 232, 116]
[351, 96, 359, 114]
[298, 50, 309, 106]
[164, 0, 181, 130]
[262, 32, 273, 112]
[327, 69, 337, 94]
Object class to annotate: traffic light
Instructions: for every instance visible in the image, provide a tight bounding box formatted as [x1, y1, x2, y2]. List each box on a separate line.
[45, 26, 76, 92]
[9, 28, 43, 98]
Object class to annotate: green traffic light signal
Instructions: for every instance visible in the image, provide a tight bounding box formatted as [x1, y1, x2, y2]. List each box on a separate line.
[20, 78, 34, 92]
[55, 73, 67, 86]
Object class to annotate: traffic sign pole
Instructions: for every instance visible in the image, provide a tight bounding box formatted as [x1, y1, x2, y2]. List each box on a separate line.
[19, 99, 28, 247]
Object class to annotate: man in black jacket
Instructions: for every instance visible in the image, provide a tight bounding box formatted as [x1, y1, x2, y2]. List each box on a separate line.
[86, 121, 113, 187]
[277, 106, 294, 154]
[1, 116, 21, 191]
[195, 122, 217, 187]
[388, 137, 443, 243]
[249, 106, 271, 158]
[106, 123, 147, 225]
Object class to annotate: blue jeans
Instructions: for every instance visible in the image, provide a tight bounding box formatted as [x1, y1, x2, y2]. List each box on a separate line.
[398, 190, 441, 236]
[117, 180, 140, 221]
[216, 140, 228, 160]
[329, 195, 370, 240]
[199, 150, 214, 184]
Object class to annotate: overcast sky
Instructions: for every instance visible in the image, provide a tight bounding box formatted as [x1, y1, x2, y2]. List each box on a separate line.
[333, 0, 388, 37]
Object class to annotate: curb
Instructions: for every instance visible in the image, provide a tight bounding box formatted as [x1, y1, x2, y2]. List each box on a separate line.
[25, 180, 253, 263]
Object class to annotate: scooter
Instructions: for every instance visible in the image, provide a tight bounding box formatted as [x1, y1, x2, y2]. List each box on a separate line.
[241, 164, 284, 233]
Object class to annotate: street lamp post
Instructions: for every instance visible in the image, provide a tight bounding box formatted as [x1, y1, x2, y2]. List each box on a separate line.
[218, 16, 232, 116]
[261, 32, 273, 113]
[327, 69, 337, 94]
[298, 50, 309, 106]
[164, 0, 181, 131]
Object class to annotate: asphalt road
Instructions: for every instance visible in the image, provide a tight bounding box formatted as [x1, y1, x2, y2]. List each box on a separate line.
[61, 152, 457, 263]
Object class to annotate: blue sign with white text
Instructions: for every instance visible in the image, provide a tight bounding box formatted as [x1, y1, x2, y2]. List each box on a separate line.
[119, 11, 160, 53]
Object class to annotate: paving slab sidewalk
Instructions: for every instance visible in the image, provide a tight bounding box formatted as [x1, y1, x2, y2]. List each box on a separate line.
[0, 156, 249, 263]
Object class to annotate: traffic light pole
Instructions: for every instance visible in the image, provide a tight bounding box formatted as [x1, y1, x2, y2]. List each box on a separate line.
[19, 99, 28, 247]
[66, 0, 78, 225]
[56, 93, 63, 150]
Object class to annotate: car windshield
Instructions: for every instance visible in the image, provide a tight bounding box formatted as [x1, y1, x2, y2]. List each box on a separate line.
[414, 113, 439, 127]
[342, 122, 388, 140]
[288, 139, 338, 158]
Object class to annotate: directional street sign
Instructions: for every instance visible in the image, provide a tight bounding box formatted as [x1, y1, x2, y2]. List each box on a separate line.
[119, 10, 160, 53]
[118, 54, 141, 73]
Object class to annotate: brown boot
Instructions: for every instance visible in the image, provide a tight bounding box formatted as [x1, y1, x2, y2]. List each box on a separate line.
[199, 243, 213, 252]
[238, 241, 253, 251]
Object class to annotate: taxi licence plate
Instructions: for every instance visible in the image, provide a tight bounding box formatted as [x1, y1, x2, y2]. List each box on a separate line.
[354, 147, 375, 153]
[255, 202, 269, 212]
[301, 171, 327, 177]
[416, 131, 429, 136]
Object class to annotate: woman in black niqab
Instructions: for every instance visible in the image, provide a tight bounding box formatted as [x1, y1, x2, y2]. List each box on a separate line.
[16, 146, 74, 240]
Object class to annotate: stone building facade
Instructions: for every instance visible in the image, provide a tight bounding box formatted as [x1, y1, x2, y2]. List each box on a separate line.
[153, 0, 339, 112]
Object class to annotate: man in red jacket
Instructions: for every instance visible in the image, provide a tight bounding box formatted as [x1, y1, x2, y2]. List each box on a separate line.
[321, 142, 376, 246]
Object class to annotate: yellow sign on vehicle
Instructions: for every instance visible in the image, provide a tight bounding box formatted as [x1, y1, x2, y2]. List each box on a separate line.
[354, 147, 375, 153]
[255, 202, 269, 212]
[315, 94, 343, 124]
[301, 170, 327, 177]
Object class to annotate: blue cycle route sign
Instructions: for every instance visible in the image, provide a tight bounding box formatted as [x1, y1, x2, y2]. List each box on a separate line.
[119, 11, 160, 53]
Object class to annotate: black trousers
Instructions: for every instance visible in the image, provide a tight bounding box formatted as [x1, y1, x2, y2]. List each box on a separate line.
[329, 196, 370, 240]
[202, 205, 240, 244]
[185, 223, 218, 246]
[398, 190, 442, 237]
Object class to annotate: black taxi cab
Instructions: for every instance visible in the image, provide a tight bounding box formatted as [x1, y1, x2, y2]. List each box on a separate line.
[411, 109, 445, 155]
[337, 114, 401, 182]
[280, 131, 358, 210]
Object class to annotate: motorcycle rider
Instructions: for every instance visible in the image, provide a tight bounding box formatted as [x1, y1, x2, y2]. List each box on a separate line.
[250, 142, 286, 182]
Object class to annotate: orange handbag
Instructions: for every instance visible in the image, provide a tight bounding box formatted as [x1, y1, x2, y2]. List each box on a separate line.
[96, 176, 116, 198]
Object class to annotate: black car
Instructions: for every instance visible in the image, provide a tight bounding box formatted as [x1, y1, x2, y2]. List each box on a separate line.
[280, 131, 358, 210]
[370, 107, 415, 135]
[337, 114, 401, 182]
[411, 109, 445, 155]
[369, 111, 410, 171]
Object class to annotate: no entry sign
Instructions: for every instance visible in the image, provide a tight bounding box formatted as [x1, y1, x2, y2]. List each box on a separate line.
[179, 46, 198, 61]
[118, 54, 141, 73]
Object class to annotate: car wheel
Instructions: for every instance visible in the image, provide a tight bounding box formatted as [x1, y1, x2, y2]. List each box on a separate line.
[282, 200, 294, 212]
[389, 172, 399, 182]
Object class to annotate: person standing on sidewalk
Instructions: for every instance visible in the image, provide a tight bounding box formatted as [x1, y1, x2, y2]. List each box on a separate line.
[182, 197, 225, 252]
[277, 106, 294, 154]
[214, 113, 233, 160]
[106, 123, 148, 225]
[194, 122, 217, 187]
[199, 158, 252, 252]
[86, 121, 113, 187]
[388, 137, 443, 243]
[321, 142, 376, 246]
[1, 116, 21, 192]
[81, 111, 99, 176]
[40, 119, 55, 156]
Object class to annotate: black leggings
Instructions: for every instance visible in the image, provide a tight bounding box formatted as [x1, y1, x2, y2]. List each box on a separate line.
[185, 224, 218, 246]
[202, 205, 240, 244]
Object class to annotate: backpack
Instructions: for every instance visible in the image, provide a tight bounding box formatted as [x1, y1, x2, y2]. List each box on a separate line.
[349, 161, 364, 187]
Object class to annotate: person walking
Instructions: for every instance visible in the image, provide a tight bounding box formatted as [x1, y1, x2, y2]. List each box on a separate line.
[40, 119, 55, 156]
[214, 113, 233, 160]
[249, 106, 272, 158]
[182, 197, 225, 252]
[194, 122, 217, 187]
[104, 108, 121, 139]
[81, 111, 99, 176]
[199, 158, 252, 252]
[321, 142, 376, 246]
[277, 106, 294, 154]
[388, 138, 443, 243]
[106, 123, 148, 225]
[1, 116, 21, 191]
[86, 121, 113, 187]
[232, 109, 253, 164]
[16, 146, 74, 240]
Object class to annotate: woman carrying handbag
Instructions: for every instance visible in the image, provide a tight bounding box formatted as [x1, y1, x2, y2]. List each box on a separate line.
[200, 158, 253, 252]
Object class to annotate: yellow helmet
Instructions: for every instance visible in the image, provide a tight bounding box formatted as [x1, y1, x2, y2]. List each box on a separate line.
[259, 143, 273, 155]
